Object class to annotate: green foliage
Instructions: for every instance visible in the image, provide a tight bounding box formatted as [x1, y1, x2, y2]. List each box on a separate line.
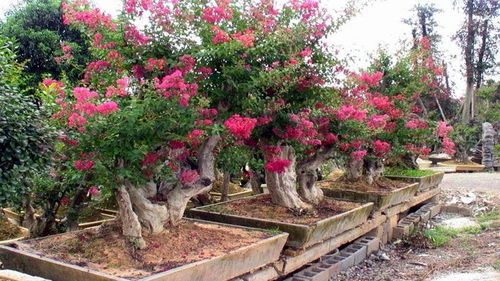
[0, 0, 90, 93]
[0, 35, 55, 207]
[449, 122, 481, 162]
[424, 226, 459, 247]
[476, 210, 500, 223]
[384, 168, 436, 177]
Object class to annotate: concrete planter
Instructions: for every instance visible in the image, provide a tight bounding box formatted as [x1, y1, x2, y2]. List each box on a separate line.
[209, 189, 254, 202]
[0, 219, 287, 281]
[321, 183, 418, 211]
[384, 172, 444, 192]
[188, 195, 373, 249]
[1, 208, 115, 230]
[437, 162, 485, 172]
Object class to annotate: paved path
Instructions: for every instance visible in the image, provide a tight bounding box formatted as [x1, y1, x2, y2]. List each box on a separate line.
[440, 172, 500, 193]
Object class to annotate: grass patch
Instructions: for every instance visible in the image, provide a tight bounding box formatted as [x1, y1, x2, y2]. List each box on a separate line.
[424, 226, 460, 247]
[384, 168, 436, 177]
[476, 210, 500, 223]
[264, 227, 282, 235]
[492, 259, 500, 271]
[462, 226, 481, 234]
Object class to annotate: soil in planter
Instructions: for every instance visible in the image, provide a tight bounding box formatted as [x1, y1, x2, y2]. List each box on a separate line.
[317, 177, 408, 194]
[204, 195, 362, 225]
[19, 220, 270, 280]
[0, 214, 21, 241]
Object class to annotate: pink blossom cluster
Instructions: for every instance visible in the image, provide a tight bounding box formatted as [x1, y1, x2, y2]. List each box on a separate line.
[367, 114, 389, 130]
[373, 140, 391, 154]
[62, 1, 115, 31]
[264, 158, 292, 173]
[202, 0, 233, 24]
[154, 70, 199, 107]
[211, 26, 230, 44]
[74, 159, 95, 171]
[145, 58, 166, 71]
[224, 114, 258, 139]
[54, 43, 73, 64]
[350, 150, 367, 161]
[335, 105, 367, 122]
[141, 152, 160, 167]
[233, 30, 255, 48]
[436, 121, 453, 138]
[178, 170, 199, 184]
[124, 25, 150, 46]
[105, 77, 129, 98]
[357, 72, 383, 87]
[405, 119, 428, 129]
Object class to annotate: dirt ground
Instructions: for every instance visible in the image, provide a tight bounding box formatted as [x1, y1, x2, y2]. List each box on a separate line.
[331, 172, 500, 281]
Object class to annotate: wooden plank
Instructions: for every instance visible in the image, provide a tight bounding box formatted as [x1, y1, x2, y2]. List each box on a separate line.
[383, 188, 440, 217]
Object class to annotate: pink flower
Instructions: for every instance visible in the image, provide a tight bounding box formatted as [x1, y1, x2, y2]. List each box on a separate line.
[265, 158, 292, 173]
[211, 26, 230, 44]
[335, 105, 367, 122]
[68, 113, 87, 128]
[60, 197, 71, 206]
[437, 121, 453, 137]
[373, 140, 391, 154]
[179, 170, 199, 184]
[350, 150, 367, 161]
[73, 87, 98, 103]
[323, 133, 338, 145]
[233, 29, 255, 48]
[169, 140, 186, 149]
[74, 159, 95, 171]
[87, 186, 100, 196]
[141, 152, 160, 166]
[442, 137, 456, 155]
[357, 72, 383, 87]
[224, 114, 257, 139]
[299, 47, 312, 57]
[96, 101, 119, 115]
[405, 119, 428, 129]
[367, 114, 389, 129]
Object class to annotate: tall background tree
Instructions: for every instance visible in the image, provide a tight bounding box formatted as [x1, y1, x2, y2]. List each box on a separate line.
[455, 0, 499, 123]
[0, 0, 90, 95]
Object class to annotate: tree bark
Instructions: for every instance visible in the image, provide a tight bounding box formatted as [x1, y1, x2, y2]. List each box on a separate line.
[115, 185, 146, 249]
[125, 182, 169, 234]
[296, 147, 335, 205]
[462, 0, 476, 123]
[363, 159, 384, 185]
[66, 185, 87, 231]
[476, 20, 488, 89]
[245, 168, 263, 194]
[221, 172, 230, 202]
[345, 158, 363, 182]
[265, 146, 311, 210]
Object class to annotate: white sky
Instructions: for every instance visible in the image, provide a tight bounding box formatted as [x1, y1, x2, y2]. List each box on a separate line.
[0, 0, 469, 97]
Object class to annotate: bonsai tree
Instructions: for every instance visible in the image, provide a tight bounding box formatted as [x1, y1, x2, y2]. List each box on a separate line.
[44, 0, 233, 248]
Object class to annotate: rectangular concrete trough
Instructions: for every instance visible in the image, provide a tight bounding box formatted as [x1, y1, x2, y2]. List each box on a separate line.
[187, 195, 373, 249]
[384, 172, 444, 192]
[0, 219, 288, 281]
[321, 183, 419, 211]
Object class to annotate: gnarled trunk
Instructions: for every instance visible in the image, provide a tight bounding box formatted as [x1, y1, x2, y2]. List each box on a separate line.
[115, 135, 220, 248]
[221, 172, 230, 202]
[401, 153, 419, 170]
[296, 147, 335, 205]
[265, 146, 311, 210]
[344, 158, 383, 185]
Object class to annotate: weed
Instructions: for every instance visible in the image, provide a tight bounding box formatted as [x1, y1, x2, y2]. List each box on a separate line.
[462, 226, 481, 234]
[492, 259, 500, 271]
[424, 226, 459, 247]
[476, 211, 499, 223]
[264, 227, 282, 235]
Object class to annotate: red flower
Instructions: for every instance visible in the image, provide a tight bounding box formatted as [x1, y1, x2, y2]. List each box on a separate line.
[74, 159, 95, 171]
[179, 170, 199, 184]
[265, 158, 292, 173]
[224, 114, 257, 139]
[350, 150, 367, 161]
[87, 186, 100, 196]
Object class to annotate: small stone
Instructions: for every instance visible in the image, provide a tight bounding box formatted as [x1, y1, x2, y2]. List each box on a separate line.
[439, 217, 480, 229]
[379, 253, 391, 261]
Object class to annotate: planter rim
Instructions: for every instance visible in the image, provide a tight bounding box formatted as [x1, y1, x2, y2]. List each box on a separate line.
[191, 194, 373, 228]
[1, 218, 288, 281]
[323, 182, 418, 196]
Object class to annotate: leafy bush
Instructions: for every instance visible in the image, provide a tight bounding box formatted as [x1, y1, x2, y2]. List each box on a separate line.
[0, 36, 55, 207]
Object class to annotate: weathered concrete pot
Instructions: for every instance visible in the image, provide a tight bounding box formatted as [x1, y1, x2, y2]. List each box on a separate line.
[209, 189, 254, 202]
[321, 183, 418, 211]
[0, 219, 287, 281]
[437, 162, 485, 172]
[384, 172, 444, 192]
[187, 195, 373, 249]
[1, 208, 115, 230]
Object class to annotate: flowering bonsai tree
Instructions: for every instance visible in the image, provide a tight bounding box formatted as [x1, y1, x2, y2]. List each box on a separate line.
[42, 0, 240, 247]
[166, 0, 353, 210]
[331, 39, 455, 185]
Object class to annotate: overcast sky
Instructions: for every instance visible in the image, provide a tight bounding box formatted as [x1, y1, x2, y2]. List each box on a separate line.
[0, 0, 469, 97]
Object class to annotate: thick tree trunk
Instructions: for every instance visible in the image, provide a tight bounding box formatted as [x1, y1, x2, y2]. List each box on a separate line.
[476, 20, 488, 89]
[296, 147, 335, 205]
[66, 185, 87, 231]
[401, 153, 419, 170]
[345, 158, 363, 182]
[125, 182, 168, 234]
[115, 185, 146, 249]
[221, 172, 230, 202]
[245, 169, 263, 194]
[265, 146, 311, 210]
[363, 159, 384, 185]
